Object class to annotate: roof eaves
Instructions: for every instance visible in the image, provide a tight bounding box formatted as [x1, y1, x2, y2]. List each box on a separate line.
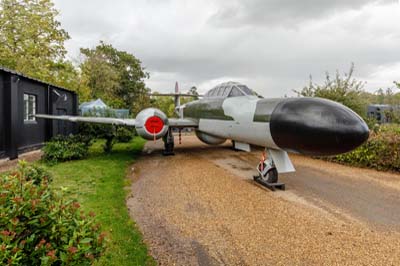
[0, 65, 74, 93]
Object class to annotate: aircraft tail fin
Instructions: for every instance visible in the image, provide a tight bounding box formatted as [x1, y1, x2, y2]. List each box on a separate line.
[174, 81, 180, 109]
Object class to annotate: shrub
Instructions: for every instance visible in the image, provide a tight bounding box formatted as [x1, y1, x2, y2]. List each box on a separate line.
[0, 161, 105, 265]
[24, 163, 53, 185]
[78, 122, 134, 153]
[78, 108, 138, 152]
[42, 135, 89, 164]
[115, 126, 134, 143]
[78, 122, 115, 153]
[327, 124, 400, 172]
[294, 63, 368, 119]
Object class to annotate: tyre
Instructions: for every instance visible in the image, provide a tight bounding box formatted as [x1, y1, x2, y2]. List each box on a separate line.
[261, 167, 278, 183]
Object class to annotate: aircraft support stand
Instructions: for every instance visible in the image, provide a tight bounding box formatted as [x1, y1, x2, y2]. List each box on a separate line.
[253, 149, 285, 191]
[162, 127, 175, 156]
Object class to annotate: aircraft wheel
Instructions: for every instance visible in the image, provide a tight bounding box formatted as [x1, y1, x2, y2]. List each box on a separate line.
[260, 167, 278, 183]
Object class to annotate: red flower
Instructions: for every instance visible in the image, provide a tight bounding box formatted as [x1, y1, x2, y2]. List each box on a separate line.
[12, 247, 20, 253]
[36, 239, 46, 248]
[98, 232, 106, 244]
[12, 197, 23, 204]
[85, 253, 95, 260]
[67, 246, 78, 254]
[31, 199, 40, 209]
[47, 250, 57, 260]
[1, 230, 10, 236]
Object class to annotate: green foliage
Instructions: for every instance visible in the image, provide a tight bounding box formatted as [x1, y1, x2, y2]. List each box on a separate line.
[115, 127, 134, 143]
[45, 139, 155, 266]
[24, 163, 53, 185]
[295, 63, 368, 118]
[188, 86, 199, 99]
[328, 125, 400, 172]
[0, 0, 76, 88]
[364, 116, 380, 133]
[80, 41, 151, 115]
[395, 81, 400, 89]
[78, 121, 114, 153]
[151, 95, 176, 117]
[0, 161, 105, 265]
[42, 135, 89, 164]
[78, 109, 135, 153]
[0, 1, 150, 105]
[363, 87, 400, 106]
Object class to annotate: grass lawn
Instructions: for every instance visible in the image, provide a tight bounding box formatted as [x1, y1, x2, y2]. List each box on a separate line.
[42, 138, 155, 266]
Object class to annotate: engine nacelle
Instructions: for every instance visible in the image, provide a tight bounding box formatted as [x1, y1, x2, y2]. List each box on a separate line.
[135, 108, 169, 140]
[195, 130, 226, 145]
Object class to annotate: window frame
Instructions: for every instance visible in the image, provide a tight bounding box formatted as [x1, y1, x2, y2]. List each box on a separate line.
[228, 86, 245, 97]
[24, 93, 37, 123]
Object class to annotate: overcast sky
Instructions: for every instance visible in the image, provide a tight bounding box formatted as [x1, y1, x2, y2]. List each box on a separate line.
[53, 0, 400, 97]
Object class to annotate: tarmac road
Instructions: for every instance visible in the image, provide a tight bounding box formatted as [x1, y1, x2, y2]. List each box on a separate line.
[127, 135, 400, 266]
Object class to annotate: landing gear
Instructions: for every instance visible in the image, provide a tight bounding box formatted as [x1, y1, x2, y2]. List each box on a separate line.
[162, 127, 175, 156]
[253, 149, 285, 191]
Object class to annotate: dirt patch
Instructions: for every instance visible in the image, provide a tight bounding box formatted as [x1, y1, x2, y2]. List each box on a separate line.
[127, 135, 400, 266]
[0, 150, 42, 173]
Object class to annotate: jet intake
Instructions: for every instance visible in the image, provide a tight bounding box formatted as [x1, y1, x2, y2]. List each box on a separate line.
[135, 108, 169, 140]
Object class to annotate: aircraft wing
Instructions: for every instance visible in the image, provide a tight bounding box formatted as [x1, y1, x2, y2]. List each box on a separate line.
[35, 114, 136, 126]
[35, 115, 198, 128]
[168, 118, 198, 128]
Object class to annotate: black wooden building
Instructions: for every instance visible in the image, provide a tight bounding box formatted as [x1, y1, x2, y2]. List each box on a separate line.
[0, 67, 78, 160]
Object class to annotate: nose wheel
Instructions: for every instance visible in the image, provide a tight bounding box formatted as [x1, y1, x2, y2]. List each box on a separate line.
[253, 149, 285, 191]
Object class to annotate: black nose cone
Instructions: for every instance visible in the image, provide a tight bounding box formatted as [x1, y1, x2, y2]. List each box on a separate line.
[270, 98, 369, 156]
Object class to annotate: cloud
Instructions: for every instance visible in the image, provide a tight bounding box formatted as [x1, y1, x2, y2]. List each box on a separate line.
[53, 0, 400, 97]
[208, 0, 394, 28]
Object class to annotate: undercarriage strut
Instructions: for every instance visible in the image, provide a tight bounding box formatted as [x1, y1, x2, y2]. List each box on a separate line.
[253, 149, 285, 191]
[162, 127, 175, 156]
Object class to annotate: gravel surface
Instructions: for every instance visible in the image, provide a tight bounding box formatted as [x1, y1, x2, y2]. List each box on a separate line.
[127, 135, 400, 266]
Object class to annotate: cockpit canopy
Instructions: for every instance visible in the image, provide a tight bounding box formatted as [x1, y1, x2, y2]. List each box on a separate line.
[205, 81, 258, 98]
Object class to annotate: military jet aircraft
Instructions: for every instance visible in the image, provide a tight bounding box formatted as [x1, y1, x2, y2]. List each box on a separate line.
[36, 81, 369, 189]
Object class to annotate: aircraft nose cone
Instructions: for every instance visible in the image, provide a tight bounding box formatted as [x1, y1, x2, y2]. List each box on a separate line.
[270, 98, 369, 156]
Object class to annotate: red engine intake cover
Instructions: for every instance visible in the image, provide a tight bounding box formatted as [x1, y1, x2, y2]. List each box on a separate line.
[145, 116, 164, 134]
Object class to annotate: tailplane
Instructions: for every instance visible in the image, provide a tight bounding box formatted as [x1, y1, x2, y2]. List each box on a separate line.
[150, 81, 202, 118]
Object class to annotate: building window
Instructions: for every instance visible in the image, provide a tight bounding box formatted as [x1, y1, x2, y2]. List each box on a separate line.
[24, 94, 36, 121]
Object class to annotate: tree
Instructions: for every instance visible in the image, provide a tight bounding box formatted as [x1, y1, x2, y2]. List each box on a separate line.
[151, 95, 175, 117]
[0, 0, 74, 87]
[394, 82, 400, 104]
[294, 63, 368, 118]
[375, 88, 385, 104]
[80, 41, 150, 115]
[187, 86, 199, 100]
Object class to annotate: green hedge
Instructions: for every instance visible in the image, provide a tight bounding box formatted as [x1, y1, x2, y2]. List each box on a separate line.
[327, 125, 400, 172]
[42, 135, 89, 164]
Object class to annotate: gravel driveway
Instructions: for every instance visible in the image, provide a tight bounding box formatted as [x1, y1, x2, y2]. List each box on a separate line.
[127, 135, 400, 266]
